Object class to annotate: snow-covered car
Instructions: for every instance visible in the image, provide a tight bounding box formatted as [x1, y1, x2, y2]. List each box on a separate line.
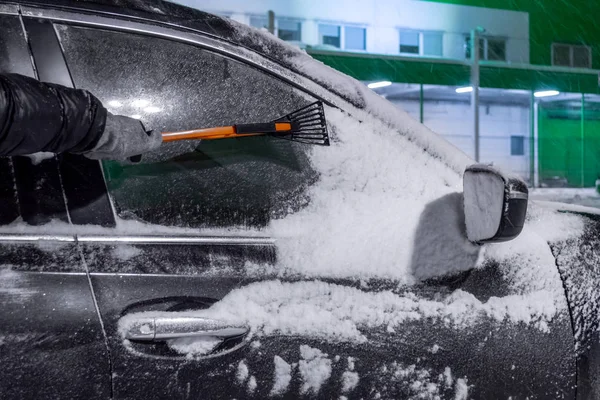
[1, 0, 599, 399]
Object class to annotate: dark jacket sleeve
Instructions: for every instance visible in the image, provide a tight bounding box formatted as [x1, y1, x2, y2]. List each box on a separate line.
[0, 73, 107, 156]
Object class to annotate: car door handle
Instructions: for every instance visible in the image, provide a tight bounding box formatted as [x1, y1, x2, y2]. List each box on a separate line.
[122, 315, 249, 342]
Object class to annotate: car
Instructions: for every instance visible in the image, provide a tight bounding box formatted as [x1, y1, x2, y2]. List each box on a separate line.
[1, 1, 599, 399]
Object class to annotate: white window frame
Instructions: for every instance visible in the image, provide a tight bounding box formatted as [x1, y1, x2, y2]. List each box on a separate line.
[465, 35, 507, 61]
[551, 43, 592, 68]
[317, 22, 367, 52]
[399, 30, 443, 57]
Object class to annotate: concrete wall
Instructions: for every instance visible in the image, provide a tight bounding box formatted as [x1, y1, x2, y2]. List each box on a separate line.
[174, 0, 529, 62]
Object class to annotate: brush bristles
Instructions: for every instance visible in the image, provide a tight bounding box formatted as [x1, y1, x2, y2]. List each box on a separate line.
[278, 101, 330, 146]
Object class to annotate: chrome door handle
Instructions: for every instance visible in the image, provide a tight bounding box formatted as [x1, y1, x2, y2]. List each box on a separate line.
[122, 315, 249, 342]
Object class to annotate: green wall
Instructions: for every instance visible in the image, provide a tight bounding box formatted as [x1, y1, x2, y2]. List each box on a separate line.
[309, 51, 600, 93]
[538, 106, 600, 187]
[424, 0, 600, 69]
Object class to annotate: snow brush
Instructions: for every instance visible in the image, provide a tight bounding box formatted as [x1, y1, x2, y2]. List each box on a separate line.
[161, 101, 329, 146]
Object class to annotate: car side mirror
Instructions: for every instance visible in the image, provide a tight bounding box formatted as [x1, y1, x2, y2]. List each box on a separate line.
[463, 164, 528, 244]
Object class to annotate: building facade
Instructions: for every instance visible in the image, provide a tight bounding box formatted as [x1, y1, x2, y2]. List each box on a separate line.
[176, 0, 600, 187]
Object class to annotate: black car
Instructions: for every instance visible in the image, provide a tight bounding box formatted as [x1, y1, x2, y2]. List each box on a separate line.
[1, 1, 600, 399]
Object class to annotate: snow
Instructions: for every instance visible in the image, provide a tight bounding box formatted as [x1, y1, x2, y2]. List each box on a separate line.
[463, 168, 505, 242]
[111, 245, 142, 261]
[166, 336, 222, 356]
[226, 17, 473, 174]
[454, 378, 469, 400]
[268, 107, 473, 282]
[270, 356, 292, 396]
[236, 360, 249, 383]
[126, 279, 560, 346]
[25, 152, 55, 165]
[299, 345, 332, 395]
[443, 367, 453, 388]
[247, 376, 257, 393]
[341, 371, 359, 393]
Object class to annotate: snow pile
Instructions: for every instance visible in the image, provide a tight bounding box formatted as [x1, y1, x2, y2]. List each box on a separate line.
[268, 107, 473, 282]
[299, 345, 332, 395]
[270, 356, 292, 396]
[463, 169, 504, 242]
[143, 280, 560, 344]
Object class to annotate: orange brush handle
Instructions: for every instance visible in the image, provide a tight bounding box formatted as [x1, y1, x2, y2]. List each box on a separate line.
[161, 126, 260, 142]
[161, 122, 293, 142]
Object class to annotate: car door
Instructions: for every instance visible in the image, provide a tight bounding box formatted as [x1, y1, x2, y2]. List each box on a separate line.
[0, 7, 110, 399]
[48, 9, 322, 400]
[36, 4, 577, 399]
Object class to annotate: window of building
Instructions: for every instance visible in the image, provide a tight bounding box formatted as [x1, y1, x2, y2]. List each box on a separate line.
[345, 26, 366, 50]
[399, 30, 443, 57]
[465, 36, 506, 61]
[278, 19, 301, 41]
[487, 38, 506, 61]
[552, 43, 592, 68]
[511, 135, 525, 156]
[319, 24, 341, 48]
[423, 32, 443, 57]
[399, 31, 419, 54]
[250, 16, 268, 30]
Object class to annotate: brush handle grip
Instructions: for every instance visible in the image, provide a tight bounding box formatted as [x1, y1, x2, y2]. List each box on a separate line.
[236, 122, 291, 134]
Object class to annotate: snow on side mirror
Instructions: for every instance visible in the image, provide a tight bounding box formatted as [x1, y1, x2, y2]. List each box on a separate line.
[463, 164, 528, 244]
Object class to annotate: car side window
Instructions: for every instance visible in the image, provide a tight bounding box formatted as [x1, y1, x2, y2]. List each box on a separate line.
[56, 24, 320, 229]
[0, 14, 36, 225]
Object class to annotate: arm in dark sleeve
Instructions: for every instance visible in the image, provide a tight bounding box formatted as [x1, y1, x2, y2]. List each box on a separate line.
[0, 73, 107, 156]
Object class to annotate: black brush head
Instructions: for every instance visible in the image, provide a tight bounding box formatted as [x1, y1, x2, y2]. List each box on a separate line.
[275, 101, 330, 146]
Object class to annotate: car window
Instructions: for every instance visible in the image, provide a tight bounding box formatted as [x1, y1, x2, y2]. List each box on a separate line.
[56, 25, 320, 230]
[0, 14, 36, 225]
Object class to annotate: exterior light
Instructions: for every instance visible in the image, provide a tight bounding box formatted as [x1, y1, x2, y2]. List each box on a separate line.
[456, 86, 473, 93]
[367, 81, 392, 89]
[130, 115, 142, 119]
[144, 106, 161, 113]
[108, 100, 123, 107]
[534, 90, 560, 98]
[131, 99, 150, 107]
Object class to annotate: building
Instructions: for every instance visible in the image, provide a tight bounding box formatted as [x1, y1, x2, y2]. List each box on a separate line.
[175, 0, 600, 187]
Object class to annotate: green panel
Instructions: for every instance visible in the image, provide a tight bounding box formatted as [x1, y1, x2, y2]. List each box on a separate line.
[424, 0, 600, 69]
[309, 51, 600, 93]
[309, 52, 469, 86]
[538, 107, 600, 187]
[480, 66, 600, 93]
